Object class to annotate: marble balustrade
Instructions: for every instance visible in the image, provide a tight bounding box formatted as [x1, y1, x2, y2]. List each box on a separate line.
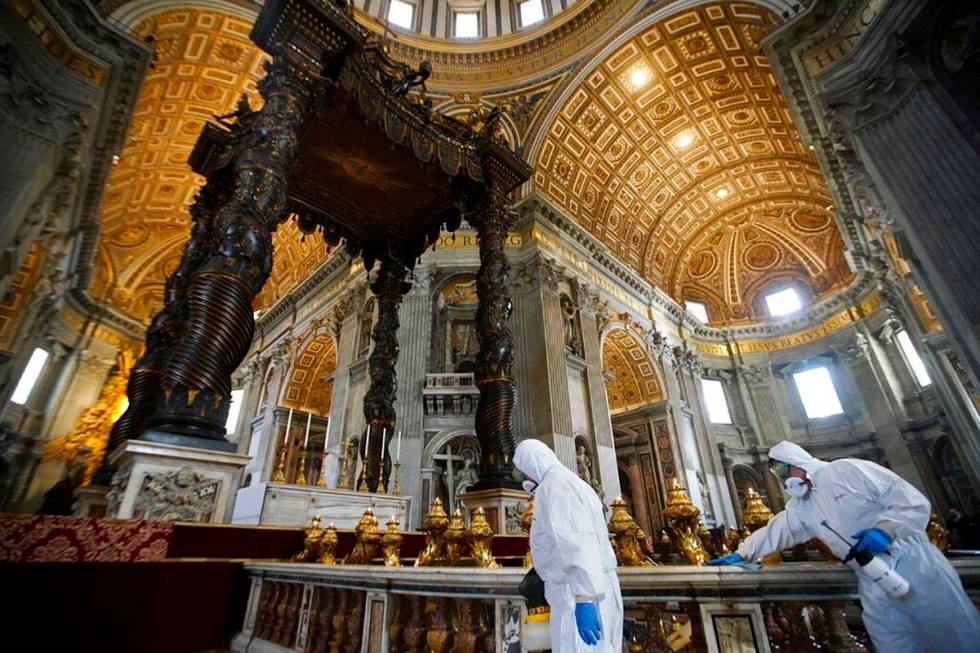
[232, 559, 980, 653]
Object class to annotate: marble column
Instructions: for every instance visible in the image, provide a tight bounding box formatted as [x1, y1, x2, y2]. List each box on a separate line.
[737, 364, 793, 447]
[579, 289, 621, 503]
[392, 267, 433, 523]
[820, 0, 980, 389]
[511, 254, 575, 467]
[834, 333, 928, 491]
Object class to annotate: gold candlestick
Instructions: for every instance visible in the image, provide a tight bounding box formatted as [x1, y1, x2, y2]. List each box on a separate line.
[271, 445, 288, 483]
[296, 449, 309, 485]
[337, 438, 354, 490]
[381, 516, 403, 567]
[391, 462, 401, 496]
[316, 453, 328, 487]
[376, 464, 387, 495]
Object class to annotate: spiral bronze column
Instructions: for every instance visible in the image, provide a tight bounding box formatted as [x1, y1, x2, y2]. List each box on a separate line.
[149, 56, 325, 441]
[99, 178, 228, 469]
[470, 194, 520, 488]
[357, 250, 411, 492]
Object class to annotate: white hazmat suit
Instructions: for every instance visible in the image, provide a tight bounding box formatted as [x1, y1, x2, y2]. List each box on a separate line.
[514, 439, 623, 652]
[737, 440, 979, 652]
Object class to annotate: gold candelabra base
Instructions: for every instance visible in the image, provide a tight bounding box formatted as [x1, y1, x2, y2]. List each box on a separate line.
[316, 452, 328, 487]
[392, 462, 401, 496]
[271, 446, 288, 483]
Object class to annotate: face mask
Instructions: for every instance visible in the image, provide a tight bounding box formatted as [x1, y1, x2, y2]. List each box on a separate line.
[522, 480, 538, 494]
[784, 477, 809, 498]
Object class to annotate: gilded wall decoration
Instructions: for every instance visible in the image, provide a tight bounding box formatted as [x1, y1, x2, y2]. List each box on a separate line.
[534, 3, 851, 324]
[602, 328, 663, 412]
[0, 242, 44, 351]
[40, 349, 135, 485]
[282, 331, 337, 415]
[88, 9, 327, 323]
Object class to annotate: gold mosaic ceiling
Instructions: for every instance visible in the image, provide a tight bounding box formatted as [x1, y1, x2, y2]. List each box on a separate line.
[90, 9, 330, 324]
[534, 3, 852, 323]
[603, 328, 663, 412]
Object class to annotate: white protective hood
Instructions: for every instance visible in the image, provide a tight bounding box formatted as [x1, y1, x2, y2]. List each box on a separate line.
[513, 438, 563, 483]
[768, 440, 829, 478]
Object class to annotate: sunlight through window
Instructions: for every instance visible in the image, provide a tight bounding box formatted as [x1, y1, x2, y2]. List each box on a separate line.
[455, 12, 479, 38]
[896, 330, 932, 387]
[11, 348, 49, 405]
[387, 0, 414, 29]
[793, 366, 844, 419]
[701, 378, 732, 424]
[520, 0, 545, 27]
[765, 287, 802, 316]
[225, 388, 245, 434]
[685, 300, 709, 323]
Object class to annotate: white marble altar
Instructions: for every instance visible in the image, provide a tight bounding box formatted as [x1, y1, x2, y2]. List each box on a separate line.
[232, 482, 412, 529]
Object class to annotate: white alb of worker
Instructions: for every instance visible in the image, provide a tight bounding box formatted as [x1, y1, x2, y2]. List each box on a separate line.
[513, 439, 623, 652]
[717, 440, 979, 652]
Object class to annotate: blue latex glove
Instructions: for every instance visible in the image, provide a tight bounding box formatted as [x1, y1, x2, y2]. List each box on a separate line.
[708, 553, 744, 566]
[574, 602, 602, 645]
[852, 528, 892, 554]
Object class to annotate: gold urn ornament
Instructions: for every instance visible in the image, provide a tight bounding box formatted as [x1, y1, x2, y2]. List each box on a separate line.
[444, 507, 468, 566]
[467, 507, 499, 568]
[320, 523, 339, 565]
[381, 516, 403, 567]
[344, 508, 382, 564]
[663, 480, 709, 566]
[607, 497, 654, 566]
[928, 512, 950, 553]
[742, 487, 781, 565]
[415, 497, 451, 567]
[293, 515, 325, 562]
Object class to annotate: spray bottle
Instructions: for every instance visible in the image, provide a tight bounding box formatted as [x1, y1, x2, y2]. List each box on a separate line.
[821, 520, 910, 598]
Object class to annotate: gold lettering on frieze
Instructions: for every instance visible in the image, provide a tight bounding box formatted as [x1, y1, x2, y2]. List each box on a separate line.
[806, 0, 887, 75]
[434, 233, 522, 249]
[530, 226, 648, 315]
[11, 0, 107, 86]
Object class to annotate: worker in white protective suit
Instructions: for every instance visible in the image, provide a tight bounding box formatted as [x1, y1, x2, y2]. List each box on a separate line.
[513, 439, 623, 652]
[709, 440, 980, 652]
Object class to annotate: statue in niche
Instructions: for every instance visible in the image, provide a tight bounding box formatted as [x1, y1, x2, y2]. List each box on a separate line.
[696, 471, 715, 522]
[357, 298, 375, 354]
[560, 294, 583, 356]
[450, 321, 479, 367]
[454, 454, 479, 495]
[576, 444, 594, 485]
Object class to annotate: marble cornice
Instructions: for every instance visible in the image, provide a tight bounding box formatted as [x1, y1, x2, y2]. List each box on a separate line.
[256, 250, 355, 332]
[520, 193, 881, 351]
[47, 0, 152, 340]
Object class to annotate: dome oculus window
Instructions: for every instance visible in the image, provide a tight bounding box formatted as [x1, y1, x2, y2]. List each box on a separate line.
[454, 12, 480, 38]
[765, 286, 802, 316]
[700, 378, 732, 425]
[387, 0, 415, 30]
[685, 300, 709, 323]
[792, 366, 844, 419]
[896, 330, 932, 387]
[519, 0, 545, 27]
[10, 347, 49, 405]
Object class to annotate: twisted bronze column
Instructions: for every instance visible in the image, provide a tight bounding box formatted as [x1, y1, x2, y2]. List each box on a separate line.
[98, 179, 227, 473]
[149, 56, 324, 440]
[358, 250, 410, 492]
[470, 194, 519, 488]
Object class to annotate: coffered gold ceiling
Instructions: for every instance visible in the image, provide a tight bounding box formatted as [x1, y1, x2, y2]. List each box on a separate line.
[603, 328, 663, 413]
[534, 3, 852, 323]
[282, 332, 336, 415]
[89, 8, 329, 324]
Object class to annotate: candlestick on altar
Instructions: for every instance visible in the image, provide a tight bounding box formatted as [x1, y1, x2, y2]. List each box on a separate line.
[303, 411, 312, 448]
[392, 461, 401, 496]
[396, 430, 402, 463]
[358, 425, 371, 492]
[284, 408, 294, 444]
[296, 449, 309, 485]
[377, 428, 387, 494]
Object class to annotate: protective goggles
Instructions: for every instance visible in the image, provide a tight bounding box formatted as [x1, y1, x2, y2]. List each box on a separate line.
[768, 460, 791, 481]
